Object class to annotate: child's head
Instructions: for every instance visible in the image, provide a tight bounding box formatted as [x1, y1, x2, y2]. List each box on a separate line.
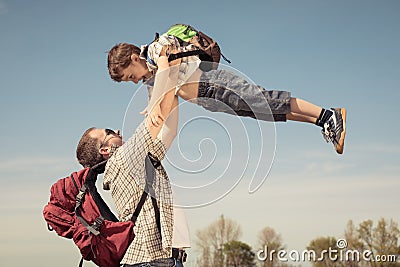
[107, 43, 141, 82]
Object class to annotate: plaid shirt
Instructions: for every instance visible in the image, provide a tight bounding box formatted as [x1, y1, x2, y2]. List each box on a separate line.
[103, 121, 173, 264]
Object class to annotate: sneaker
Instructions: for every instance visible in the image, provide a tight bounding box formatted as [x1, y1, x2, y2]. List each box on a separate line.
[321, 108, 347, 154]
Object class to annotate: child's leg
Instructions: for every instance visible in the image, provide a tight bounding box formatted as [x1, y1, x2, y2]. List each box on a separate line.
[287, 98, 339, 129]
[195, 70, 291, 122]
[194, 70, 346, 153]
[286, 112, 317, 124]
[289, 98, 322, 120]
[288, 97, 347, 154]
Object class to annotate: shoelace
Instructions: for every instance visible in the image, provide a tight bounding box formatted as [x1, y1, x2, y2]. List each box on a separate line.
[321, 123, 337, 144]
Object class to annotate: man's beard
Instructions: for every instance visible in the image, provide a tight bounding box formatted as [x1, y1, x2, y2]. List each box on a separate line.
[109, 143, 120, 157]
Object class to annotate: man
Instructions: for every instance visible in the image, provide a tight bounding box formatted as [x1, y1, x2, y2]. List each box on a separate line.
[76, 88, 189, 267]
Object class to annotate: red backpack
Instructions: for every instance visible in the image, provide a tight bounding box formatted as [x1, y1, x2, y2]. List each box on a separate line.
[43, 155, 161, 267]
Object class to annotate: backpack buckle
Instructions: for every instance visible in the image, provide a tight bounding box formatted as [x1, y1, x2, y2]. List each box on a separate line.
[92, 216, 104, 231]
[75, 185, 87, 210]
[87, 216, 104, 236]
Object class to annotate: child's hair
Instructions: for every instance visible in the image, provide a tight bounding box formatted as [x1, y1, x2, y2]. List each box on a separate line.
[107, 43, 141, 82]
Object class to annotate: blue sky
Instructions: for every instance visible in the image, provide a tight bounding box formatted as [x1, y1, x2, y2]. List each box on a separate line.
[1, 0, 399, 266]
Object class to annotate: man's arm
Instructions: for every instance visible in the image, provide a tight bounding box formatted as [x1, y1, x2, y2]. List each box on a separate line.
[146, 87, 177, 140]
[157, 96, 179, 150]
[146, 46, 180, 127]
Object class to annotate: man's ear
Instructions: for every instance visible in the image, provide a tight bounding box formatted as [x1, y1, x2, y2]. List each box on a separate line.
[99, 147, 110, 157]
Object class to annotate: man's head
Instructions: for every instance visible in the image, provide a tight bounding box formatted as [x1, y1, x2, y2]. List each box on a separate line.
[76, 128, 123, 168]
[107, 43, 151, 84]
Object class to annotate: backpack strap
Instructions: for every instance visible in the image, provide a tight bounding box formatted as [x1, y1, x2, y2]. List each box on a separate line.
[75, 184, 104, 235]
[74, 160, 115, 236]
[168, 49, 231, 64]
[85, 162, 119, 222]
[168, 50, 205, 62]
[74, 154, 162, 236]
[131, 153, 162, 235]
[91, 160, 107, 174]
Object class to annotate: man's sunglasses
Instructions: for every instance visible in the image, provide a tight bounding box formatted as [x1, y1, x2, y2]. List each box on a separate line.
[100, 129, 120, 148]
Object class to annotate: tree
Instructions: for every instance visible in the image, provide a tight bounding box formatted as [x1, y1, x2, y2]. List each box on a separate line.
[307, 236, 340, 267]
[344, 220, 365, 267]
[224, 240, 256, 267]
[373, 218, 400, 264]
[196, 214, 242, 267]
[257, 226, 285, 267]
[342, 218, 400, 267]
[357, 218, 400, 267]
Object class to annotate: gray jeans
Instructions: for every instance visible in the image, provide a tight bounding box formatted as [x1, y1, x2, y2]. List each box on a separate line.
[197, 69, 291, 122]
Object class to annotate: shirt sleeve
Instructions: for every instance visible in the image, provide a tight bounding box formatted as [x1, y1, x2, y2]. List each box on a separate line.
[103, 121, 166, 189]
[144, 125, 167, 161]
[133, 121, 166, 161]
[147, 35, 180, 67]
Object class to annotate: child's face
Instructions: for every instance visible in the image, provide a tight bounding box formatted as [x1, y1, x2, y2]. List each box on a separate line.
[120, 57, 150, 84]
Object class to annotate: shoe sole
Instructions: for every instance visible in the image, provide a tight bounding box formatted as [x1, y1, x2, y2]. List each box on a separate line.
[335, 108, 346, 154]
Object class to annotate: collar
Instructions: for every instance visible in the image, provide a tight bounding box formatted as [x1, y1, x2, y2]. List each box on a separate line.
[139, 44, 148, 61]
[140, 44, 156, 77]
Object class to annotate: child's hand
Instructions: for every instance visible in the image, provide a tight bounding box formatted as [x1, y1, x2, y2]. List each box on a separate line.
[140, 107, 148, 116]
[147, 103, 165, 127]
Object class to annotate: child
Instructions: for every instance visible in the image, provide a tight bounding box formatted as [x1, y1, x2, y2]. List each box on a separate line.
[107, 34, 346, 154]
